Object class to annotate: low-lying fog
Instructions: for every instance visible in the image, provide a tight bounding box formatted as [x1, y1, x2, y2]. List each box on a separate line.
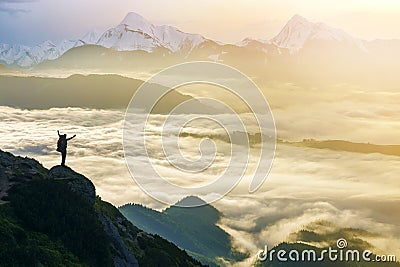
[1, 105, 399, 263]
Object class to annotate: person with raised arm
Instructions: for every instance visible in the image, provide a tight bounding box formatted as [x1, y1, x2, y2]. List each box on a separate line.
[57, 130, 76, 166]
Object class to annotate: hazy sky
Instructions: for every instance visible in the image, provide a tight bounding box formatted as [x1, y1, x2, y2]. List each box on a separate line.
[1, 0, 400, 45]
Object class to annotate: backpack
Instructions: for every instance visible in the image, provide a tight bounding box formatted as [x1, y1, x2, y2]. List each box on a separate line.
[57, 137, 66, 152]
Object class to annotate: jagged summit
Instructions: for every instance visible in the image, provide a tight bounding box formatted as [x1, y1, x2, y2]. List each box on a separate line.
[288, 14, 309, 24]
[120, 12, 151, 28]
[272, 14, 366, 52]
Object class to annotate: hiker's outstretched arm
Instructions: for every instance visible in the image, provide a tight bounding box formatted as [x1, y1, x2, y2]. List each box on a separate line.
[57, 130, 61, 136]
[67, 135, 76, 141]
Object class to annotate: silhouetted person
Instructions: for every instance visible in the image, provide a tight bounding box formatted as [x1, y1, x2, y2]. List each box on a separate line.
[57, 130, 76, 166]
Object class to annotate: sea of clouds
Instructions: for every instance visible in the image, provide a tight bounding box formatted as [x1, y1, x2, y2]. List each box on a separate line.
[0, 106, 399, 264]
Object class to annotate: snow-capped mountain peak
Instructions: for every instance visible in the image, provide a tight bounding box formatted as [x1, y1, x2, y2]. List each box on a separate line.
[272, 14, 367, 52]
[96, 11, 206, 53]
[286, 14, 310, 27]
[120, 12, 153, 30]
[0, 13, 372, 68]
[0, 11, 208, 67]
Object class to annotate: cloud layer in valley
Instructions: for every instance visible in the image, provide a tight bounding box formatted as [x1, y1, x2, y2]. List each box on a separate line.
[0, 106, 399, 262]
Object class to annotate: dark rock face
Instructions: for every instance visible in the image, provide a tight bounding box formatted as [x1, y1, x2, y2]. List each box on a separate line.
[97, 210, 139, 267]
[0, 150, 47, 203]
[1, 150, 204, 267]
[0, 150, 140, 266]
[49, 165, 96, 205]
[47, 166, 140, 266]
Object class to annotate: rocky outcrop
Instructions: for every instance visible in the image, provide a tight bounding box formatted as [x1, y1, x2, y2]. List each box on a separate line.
[49, 165, 96, 204]
[0, 149, 204, 267]
[0, 151, 96, 205]
[47, 165, 139, 266]
[0, 150, 137, 266]
[0, 150, 47, 204]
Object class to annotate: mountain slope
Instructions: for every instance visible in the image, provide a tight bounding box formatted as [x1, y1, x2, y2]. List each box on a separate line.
[119, 196, 247, 266]
[0, 149, 204, 267]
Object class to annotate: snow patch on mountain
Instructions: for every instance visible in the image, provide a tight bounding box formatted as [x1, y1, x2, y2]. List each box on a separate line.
[0, 44, 30, 66]
[0, 39, 81, 68]
[79, 29, 102, 45]
[236, 38, 271, 47]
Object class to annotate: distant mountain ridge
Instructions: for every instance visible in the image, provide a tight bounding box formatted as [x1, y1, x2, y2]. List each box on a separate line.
[0, 12, 208, 67]
[0, 74, 218, 113]
[119, 196, 247, 266]
[1, 12, 397, 68]
[0, 40, 80, 67]
[283, 139, 400, 157]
